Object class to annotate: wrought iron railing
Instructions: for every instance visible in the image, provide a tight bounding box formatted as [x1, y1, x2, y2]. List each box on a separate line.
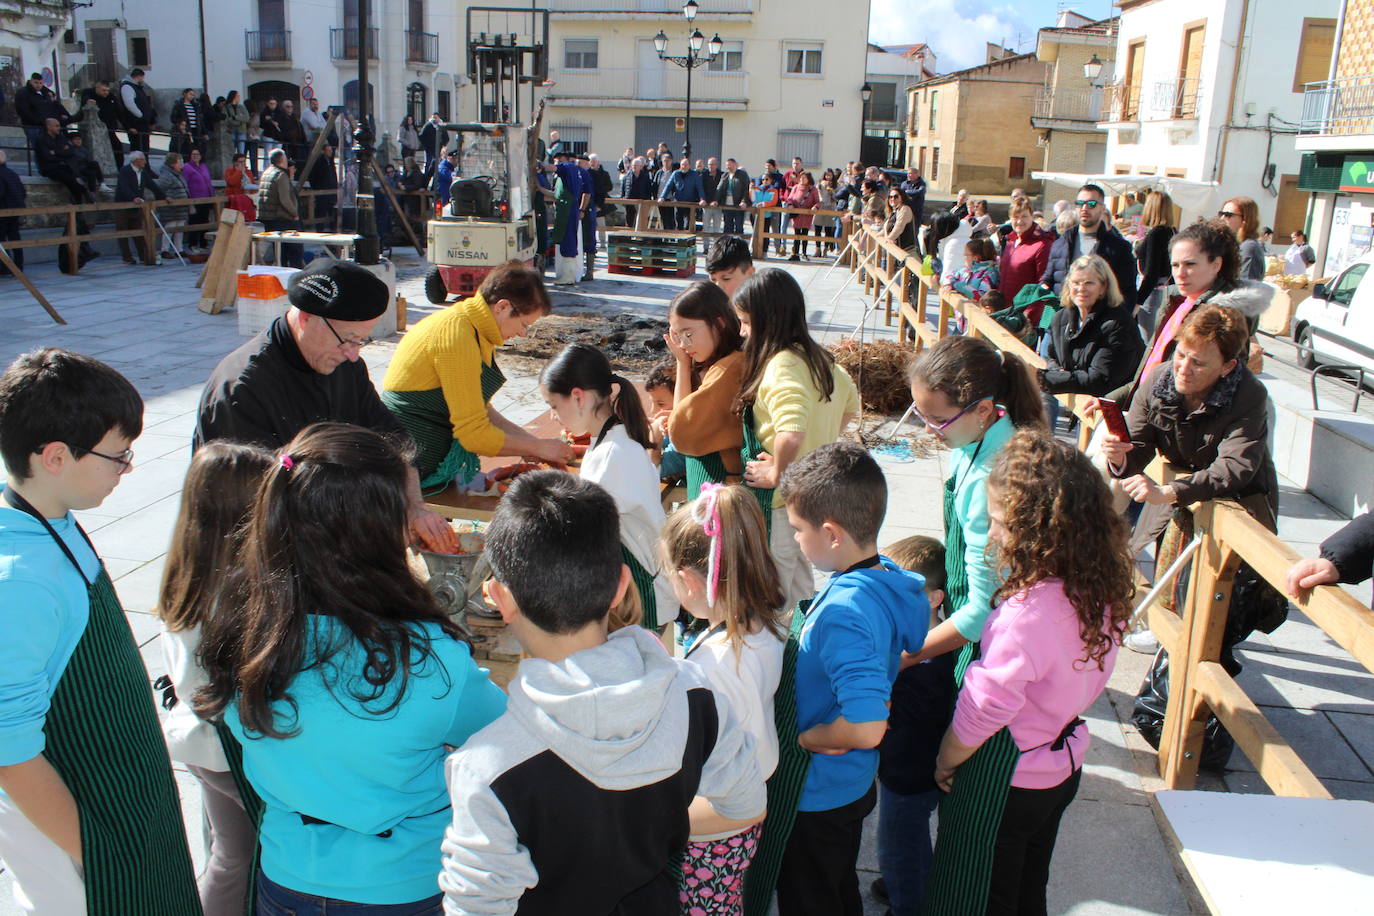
[1300, 76, 1374, 137]
[1033, 86, 1102, 122]
[245, 30, 291, 63]
[407, 30, 438, 63]
[330, 27, 378, 60]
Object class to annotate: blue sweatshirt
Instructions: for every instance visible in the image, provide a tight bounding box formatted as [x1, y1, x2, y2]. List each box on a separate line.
[794, 559, 930, 811]
[0, 493, 99, 773]
[227, 615, 507, 904]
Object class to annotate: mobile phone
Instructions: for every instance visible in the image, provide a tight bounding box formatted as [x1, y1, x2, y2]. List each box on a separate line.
[1098, 399, 1130, 441]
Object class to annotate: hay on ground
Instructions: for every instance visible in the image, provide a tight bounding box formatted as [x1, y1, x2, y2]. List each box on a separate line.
[829, 339, 913, 414]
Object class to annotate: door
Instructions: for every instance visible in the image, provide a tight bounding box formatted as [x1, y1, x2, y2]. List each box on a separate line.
[1123, 40, 1145, 119]
[1177, 24, 1204, 118]
[1272, 174, 1306, 238]
[91, 27, 117, 82]
[638, 40, 665, 101]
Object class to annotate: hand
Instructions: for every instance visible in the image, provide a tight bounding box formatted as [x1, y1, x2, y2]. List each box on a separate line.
[899, 649, 925, 670]
[409, 507, 458, 554]
[1121, 475, 1173, 505]
[1286, 557, 1339, 598]
[532, 437, 576, 466]
[663, 331, 690, 363]
[699, 200, 708, 207]
[1097, 433, 1131, 469]
[798, 727, 849, 756]
[1080, 396, 1102, 418]
[743, 451, 779, 490]
[934, 762, 957, 793]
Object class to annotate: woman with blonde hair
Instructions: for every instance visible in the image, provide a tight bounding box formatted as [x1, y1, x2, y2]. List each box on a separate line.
[1219, 196, 1265, 280]
[1135, 191, 1178, 334]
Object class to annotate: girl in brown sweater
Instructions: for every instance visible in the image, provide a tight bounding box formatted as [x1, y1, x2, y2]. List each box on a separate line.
[663, 281, 747, 499]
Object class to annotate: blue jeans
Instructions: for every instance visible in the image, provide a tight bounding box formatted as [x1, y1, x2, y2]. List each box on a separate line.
[877, 783, 940, 916]
[659, 437, 686, 479]
[256, 871, 443, 915]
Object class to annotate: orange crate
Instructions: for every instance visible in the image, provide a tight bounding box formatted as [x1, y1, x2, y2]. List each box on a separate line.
[237, 273, 289, 299]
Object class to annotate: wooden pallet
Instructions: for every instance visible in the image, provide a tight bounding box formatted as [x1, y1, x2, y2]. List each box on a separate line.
[608, 262, 695, 278]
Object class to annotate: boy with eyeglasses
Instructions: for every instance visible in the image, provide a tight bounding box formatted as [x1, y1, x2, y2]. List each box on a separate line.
[0, 348, 202, 913]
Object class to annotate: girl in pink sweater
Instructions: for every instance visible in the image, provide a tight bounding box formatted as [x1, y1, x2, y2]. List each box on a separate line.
[933, 430, 1134, 915]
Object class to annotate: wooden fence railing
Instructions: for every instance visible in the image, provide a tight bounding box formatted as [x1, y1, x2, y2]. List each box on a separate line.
[600, 196, 851, 259]
[846, 224, 1374, 799]
[0, 196, 228, 269]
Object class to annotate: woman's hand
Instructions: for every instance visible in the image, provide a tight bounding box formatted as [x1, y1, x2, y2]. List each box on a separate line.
[1097, 433, 1131, 468]
[1122, 475, 1175, 505]
[743, 451, 779, 490]
[663, 331, 691, 364]
[1080, 396, 1102, 418]
[409, 507, 459, 554]
[529, 437, 575, 466]
[934, 761, 957, 793]
[1286, 557, 1340, 598]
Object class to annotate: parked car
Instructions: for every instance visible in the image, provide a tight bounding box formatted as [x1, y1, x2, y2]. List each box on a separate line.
[1292, 253, 1374, 377]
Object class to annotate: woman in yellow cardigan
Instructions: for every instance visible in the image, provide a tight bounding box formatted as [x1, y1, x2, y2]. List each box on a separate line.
[383, 261, 573, 492]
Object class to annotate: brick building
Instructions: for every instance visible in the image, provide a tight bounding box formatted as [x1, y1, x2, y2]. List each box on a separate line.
[1031, 14, 1118, 206]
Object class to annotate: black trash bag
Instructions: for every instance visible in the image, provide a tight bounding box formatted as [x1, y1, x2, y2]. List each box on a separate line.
[1131, 647, 1236, 772]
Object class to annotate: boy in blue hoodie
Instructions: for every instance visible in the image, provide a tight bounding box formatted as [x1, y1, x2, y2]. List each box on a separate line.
[775, 441, 929, 916]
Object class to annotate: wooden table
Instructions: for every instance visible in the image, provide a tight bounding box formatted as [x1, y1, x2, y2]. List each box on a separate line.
[252, 231, 360, 265]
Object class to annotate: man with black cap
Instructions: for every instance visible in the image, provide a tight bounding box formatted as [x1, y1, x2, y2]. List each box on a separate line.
[195, 259, 457, 551]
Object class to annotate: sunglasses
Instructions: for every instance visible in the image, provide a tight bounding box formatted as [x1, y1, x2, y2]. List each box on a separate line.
[1074, 199, 1100, 209]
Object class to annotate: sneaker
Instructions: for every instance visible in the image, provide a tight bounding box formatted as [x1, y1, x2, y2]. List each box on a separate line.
[788, 254, 800, 262]
[1124, 630, 1160, 654]
[871, 877, 889, 904]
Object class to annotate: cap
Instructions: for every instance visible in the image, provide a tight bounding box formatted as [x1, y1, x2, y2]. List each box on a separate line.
[287, 259, 389, 322]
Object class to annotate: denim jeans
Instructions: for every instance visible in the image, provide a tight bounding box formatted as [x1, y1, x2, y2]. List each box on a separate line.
[877, 783, 940, 916]
[256, 871, 443, 915]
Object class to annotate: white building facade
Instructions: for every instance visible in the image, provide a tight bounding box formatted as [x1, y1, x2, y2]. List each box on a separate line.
[1101, 0, 1340, 232]
[1, 0, 74, 119]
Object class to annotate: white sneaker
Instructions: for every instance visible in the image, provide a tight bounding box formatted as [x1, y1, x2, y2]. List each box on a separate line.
[1124, 630, 1161, 654]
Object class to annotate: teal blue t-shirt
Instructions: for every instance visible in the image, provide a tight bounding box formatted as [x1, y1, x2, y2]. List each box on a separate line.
[0, 493, 99, 773]
[226, 615, 507, 904]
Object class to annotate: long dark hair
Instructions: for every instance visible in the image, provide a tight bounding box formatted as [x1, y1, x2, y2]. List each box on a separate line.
[540, 343, 652, 448]
[925, 212, 960, 258]
[907, 335, 1045, 429]
[735, 269, 836, 411]
[157, 442, 272, 632]
[669, 280, 742, 369]
[195, 423, 462, 738]
[1171, 219, 1241, 293]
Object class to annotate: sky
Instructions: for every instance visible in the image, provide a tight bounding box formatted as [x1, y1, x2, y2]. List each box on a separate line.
[869, 0, 1117, 72]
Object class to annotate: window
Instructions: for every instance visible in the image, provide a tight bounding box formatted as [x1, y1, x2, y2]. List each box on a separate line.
[1008, 156, 1026, 179]
[1122, 40, 1145, 120]
[784, 44, 823, 76]
[777, 129, 820, 166]
[1176, 23, 1205, 117]
[929, 90, 938, 131]
[552, 124, 591, 155]
[1329, 263, 1368, 307]
[867, 82, 897, 123]
[436, 89, 451, 120]
[128, 32, 151, 68]
[1165, 167, 1187, 178]
[707, 40, 744, 72]
[564, 39, 598, 70]
[408, 0, 423, 33]
[1293, 18, 1338, 93]
[930, 146, 940, 182]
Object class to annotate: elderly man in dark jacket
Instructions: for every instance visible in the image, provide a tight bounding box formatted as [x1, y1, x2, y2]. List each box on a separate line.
[1041, 184, 1137, 307]
[114, 150, 165, 263]
[715, 158, 750, 235]
[0, 151, 26, 272]
[619, 157, 654, 229]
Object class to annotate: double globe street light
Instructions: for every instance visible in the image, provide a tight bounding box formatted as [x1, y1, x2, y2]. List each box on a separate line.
[654, 0, 723, 161]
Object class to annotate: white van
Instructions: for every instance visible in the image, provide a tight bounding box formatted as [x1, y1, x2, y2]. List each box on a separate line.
[1292, 253, 1374, 376]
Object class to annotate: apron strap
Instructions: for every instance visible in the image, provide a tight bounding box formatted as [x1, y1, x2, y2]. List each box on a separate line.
[2, 487, 96, 586]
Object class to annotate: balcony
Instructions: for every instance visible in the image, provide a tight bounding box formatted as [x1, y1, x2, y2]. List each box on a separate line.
[406, 30, 439, 65]
[245, 29, 291, 64]
[545, 66, 748, 105]
[546, 0, 752, 13]
[1100, 81, 1141, 123]
[1099, 78, 1201, 124]
[1299, 76, 1374, 141]
[330, 27, 378, 61]
[1153, 78, 1201, 120]
[1032, 87, 1102, 124]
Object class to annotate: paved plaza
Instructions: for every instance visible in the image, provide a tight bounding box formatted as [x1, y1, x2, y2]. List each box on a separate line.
[0, 246, 1370, 914]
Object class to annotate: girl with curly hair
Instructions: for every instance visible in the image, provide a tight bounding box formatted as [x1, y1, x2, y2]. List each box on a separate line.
[930, 430, 1133, 915]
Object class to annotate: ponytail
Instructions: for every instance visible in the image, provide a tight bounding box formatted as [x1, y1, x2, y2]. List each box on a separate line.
[907, 336, 1046, 429]
[541, 344, 653, 449]
[610, 373, 652, 449]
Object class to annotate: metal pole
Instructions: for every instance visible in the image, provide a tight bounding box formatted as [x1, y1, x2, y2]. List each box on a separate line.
[354, 2, 379, 264]
[683, 49, 692, 162]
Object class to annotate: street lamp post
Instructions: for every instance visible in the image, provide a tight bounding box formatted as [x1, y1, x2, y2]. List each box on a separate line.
[354, 0, 378, 264]
[654, 0, 722, 161]
[859, 82, 872, 164]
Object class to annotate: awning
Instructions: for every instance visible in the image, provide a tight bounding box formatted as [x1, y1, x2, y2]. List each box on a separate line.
[1031, 171, 1223, 222]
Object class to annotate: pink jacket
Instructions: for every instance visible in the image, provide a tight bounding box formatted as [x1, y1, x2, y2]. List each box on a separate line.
[785, 185, 819, 229]
[951, 578, 1118, 788]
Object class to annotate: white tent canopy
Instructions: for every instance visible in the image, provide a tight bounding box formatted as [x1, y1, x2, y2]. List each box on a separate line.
[1032, 171, 1223, 223]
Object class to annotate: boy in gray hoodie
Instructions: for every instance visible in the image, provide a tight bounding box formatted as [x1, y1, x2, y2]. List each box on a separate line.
[439, 470, 765, 915]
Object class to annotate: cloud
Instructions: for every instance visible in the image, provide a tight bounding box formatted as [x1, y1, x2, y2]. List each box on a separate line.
[870, 0, 1042, 72]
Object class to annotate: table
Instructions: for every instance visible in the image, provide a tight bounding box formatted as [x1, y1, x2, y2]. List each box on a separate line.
[252, 231, 360, 265]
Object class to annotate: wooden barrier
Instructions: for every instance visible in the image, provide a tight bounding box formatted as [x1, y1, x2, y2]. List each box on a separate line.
[0, 196, 227, 270]
[600, 197, 849, 258]
[843, 223, 1374, 801]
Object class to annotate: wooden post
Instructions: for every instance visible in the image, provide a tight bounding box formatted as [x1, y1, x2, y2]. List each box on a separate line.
[65, 211, 80, 275]
[142, 201, 158, 265]
[294, 110, 340, 194]
[0, 245, 66, 324]
[369, 159, 426, 256]
[750, 206, 765, 261]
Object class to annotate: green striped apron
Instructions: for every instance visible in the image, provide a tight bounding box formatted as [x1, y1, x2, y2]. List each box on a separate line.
[215, 720, 264, 915]
[622, 545, 659, 631]
[4, 490, 202, 915]
[684, 451, 730, 502]
[917, 471, 1020, 916]
[742, 599, 812, 916]
[739, 405, 775, 537]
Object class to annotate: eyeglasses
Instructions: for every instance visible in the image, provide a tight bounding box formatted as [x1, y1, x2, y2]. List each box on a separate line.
[322, 317, 374, 351]
[82, 447, 135, 470]
[1074, 199, 1100, 209]
[1218, 210, 1240, 219]
[911, 397, 989, 432]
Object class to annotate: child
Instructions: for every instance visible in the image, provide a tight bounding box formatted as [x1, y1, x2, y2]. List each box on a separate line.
[949, 237, 1000, 303]
[874, 536, 955, 916]
[664, 281, 747, 498]
[439, 470, 766, 912]
[196, 422, 506, 912]
[156, 441, 273, 916]
[644, 359, 686, 482]
[0, 348, 200, 913]
[540, 343, 676, 629]
[735, 269, 859, 613]
[775, 442, 929, 916]
[928, 431, 1131, 914]
[707, 234, 756, 299]
[662, 484, 785, 914]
